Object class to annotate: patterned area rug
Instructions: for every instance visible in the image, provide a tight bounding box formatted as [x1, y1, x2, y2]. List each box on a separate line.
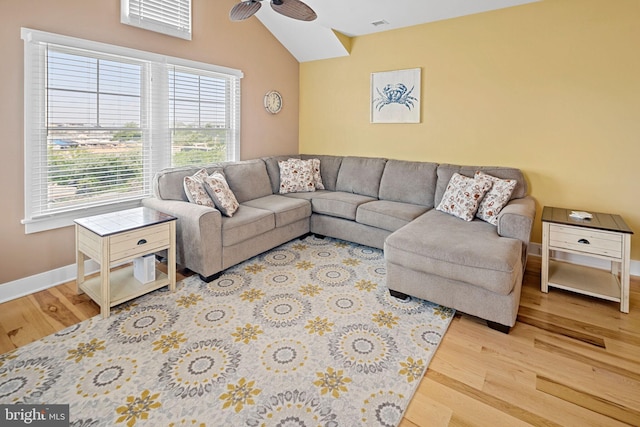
[0, 236, 454, 426]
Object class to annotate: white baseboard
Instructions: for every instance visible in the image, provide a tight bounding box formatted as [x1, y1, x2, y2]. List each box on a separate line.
[0, 260, 100, 304]
[528, 242, 640, 276]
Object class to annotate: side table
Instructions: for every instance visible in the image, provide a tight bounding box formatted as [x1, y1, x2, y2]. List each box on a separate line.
[75, 207, 177, 318]
[541, 206, 633, 313]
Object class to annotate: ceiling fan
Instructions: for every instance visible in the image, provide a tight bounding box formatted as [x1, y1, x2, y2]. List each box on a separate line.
[230, 0, 317, 22]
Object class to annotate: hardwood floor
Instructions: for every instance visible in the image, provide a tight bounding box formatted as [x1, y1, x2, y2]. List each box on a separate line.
[1, 259, 638, 426]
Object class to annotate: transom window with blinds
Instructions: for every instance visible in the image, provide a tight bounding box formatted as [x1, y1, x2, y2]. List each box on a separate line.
[121, 0, 192, 40]
[21, 28, 242, 233]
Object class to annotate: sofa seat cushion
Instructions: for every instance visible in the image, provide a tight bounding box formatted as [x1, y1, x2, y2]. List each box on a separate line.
[385, 209, 522, 295]
[221, 205, 275, 246]
[282, 189, 332, 201]
[243, 195, 311, 228]
[356, 200, 429, 232]
[311, 191, 377, 220]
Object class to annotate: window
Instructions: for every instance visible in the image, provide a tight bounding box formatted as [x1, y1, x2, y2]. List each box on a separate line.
[169, 67, 240, 167]
[121, 0, 192, 40]
[22, 28, 242, 233]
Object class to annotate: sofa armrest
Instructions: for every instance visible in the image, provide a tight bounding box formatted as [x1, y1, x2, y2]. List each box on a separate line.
[497, 196, 536, 247]
[142, 197, 223, 278]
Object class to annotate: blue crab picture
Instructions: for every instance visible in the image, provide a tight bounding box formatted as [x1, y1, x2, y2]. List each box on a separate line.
[374, 83, 418, 111]
[371, 68, 421, 123]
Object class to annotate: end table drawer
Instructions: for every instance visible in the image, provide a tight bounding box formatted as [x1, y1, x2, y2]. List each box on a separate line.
[110, 223, 171, 262]
[549, 224, 622, 258]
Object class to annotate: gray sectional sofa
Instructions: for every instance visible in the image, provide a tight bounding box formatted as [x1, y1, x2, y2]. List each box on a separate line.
[142, 155, 536, 332]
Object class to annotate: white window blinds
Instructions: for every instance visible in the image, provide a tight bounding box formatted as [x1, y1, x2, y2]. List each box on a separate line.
[121, 0, 192, 40]
[169, 66, 240, 166]
[42, 46, 148, 215]
[22, 28, 242, 233]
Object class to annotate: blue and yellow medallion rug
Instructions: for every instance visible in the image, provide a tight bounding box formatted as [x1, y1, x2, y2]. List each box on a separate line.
[0, 237, 454, 426]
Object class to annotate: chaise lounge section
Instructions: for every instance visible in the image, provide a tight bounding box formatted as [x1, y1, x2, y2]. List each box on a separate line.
[384, 165, 534, 332]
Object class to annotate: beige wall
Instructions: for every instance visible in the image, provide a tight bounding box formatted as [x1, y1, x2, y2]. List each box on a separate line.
[300, 0, 640, 260]
[0, 0, 300, 284]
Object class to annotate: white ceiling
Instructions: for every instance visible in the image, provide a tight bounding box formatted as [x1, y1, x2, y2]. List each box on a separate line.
[249, 0, 540, 62]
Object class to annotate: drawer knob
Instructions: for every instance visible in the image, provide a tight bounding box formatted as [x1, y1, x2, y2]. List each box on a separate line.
[137, 239, 147, 245]
[578, 238, 590, 245]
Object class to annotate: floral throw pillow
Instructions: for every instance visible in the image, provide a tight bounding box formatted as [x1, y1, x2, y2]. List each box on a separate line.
[279, 159, 316, 194]
[436, 173, 493, 221]
[475, 171, 517, 225]
[183, 168, 215, 207]
[204, 171, 239, 217]
[306, 158, 325, 190]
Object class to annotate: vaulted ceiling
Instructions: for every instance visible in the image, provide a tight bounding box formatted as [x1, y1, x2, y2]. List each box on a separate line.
[247, 0, 540, 62]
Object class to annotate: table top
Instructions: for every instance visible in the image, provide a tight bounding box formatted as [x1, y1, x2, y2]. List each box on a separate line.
[542, 206, 633, 234]
[74, 207, 176, 237]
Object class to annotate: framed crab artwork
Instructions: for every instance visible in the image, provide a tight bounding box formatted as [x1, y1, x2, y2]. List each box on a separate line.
[370, 68, 421, 123]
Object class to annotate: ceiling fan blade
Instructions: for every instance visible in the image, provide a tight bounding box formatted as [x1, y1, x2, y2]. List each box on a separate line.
[270, 0, 317, 22]
[229, 1, 262, 21]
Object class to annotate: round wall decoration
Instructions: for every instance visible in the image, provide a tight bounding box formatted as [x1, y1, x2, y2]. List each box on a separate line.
[264, 90, 283, 114]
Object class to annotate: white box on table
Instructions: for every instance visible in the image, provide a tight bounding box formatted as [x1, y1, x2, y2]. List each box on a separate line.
[134, 254, 156, 284]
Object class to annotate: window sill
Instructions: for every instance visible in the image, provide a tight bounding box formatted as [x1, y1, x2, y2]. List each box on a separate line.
[22, 200, 143, 234]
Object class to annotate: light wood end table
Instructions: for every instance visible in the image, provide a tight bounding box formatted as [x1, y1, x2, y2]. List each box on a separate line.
[541, 206, 633, 313]
[75, 207, 177, 318]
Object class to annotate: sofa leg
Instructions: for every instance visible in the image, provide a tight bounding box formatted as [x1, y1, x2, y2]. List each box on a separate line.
[299, 232, 313, 240]
[487, 321, 511, 334]
[389, 289, 411, 301]
[199, 272, 222, 283]
[313, 233, 326, 239]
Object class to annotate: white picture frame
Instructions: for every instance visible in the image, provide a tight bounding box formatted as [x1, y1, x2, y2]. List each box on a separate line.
[370, 68, 421, 123]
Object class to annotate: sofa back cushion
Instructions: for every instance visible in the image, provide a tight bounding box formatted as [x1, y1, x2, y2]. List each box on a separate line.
[153, 164, 224, 201]
[301, 154, 343, 191]
[263, 155, 301, 194]
[378, 160, 438, 207]
[335, 157, 387, 198]
[435, 164, 527, 207]
[223, 159, 273, 203]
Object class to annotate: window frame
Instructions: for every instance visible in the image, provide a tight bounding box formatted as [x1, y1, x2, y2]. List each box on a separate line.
[121, 0, 192, 41]
[21, 28, 242, 234]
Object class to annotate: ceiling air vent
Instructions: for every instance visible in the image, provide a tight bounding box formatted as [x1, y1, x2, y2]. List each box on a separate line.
[371, 19, 389, 27]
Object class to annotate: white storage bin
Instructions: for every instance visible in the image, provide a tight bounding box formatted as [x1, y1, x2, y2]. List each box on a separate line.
[133, 254, 156, 284]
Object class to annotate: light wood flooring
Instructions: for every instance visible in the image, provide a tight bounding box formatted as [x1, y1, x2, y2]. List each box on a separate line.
[1, 258, 638, 426]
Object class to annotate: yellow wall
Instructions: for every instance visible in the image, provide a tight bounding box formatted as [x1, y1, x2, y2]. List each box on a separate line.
[300, 0, 640, 260]
[0, 0, 299, 284]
